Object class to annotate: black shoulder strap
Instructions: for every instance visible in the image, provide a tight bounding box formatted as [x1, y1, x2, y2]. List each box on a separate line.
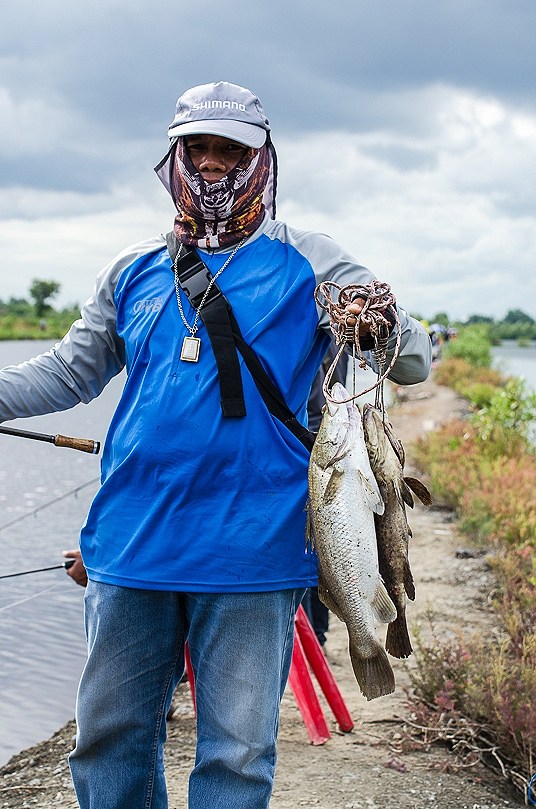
[173, 242, 315, 451]
[228, 314, 316, 451]
[174, 246, 247, 418]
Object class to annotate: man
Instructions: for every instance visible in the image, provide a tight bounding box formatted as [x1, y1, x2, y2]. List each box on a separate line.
[0, 81, 431, 809]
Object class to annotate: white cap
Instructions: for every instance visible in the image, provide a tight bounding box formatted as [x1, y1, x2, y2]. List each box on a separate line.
[167, 81, 270, 148]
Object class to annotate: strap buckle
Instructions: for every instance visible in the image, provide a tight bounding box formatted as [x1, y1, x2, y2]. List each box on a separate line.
[179, 260, 222, 308]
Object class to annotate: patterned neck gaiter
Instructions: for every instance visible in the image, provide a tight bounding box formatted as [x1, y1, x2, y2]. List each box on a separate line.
[170, 138, 271, 249]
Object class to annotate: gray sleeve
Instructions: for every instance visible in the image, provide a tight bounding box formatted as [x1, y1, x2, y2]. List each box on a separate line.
[0, 273, 123, 422]
[0, 238, 162, 422]
[282, 226, 432, 386]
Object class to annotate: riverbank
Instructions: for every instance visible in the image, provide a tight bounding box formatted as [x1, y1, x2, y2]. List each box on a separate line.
[0, 376, 522, 808]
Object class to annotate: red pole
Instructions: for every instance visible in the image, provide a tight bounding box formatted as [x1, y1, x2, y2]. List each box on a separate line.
[295, 606, 354, 732]
[184, 641, 196, 713]
[288, 631, 331, 745]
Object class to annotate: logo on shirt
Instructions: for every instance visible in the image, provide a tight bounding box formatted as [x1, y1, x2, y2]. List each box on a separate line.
[133, 298, 164, 315]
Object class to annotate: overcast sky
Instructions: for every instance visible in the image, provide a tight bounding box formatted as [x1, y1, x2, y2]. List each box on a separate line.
[1, 0, 535, 321]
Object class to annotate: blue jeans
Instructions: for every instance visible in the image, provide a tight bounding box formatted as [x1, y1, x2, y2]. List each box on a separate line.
[69, 583, 304, 809]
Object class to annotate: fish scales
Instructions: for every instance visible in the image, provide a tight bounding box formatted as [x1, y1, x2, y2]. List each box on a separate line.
[308, 383, 396, 701]
[363, 403, 432, 659]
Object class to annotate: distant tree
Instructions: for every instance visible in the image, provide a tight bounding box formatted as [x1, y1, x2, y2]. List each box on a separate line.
[430, 312, 450, 327]
[465, 314, 495, 325]
[6, 296, 33, 316]
[502, 308, 535, 325]
[29, 279, 61, 317]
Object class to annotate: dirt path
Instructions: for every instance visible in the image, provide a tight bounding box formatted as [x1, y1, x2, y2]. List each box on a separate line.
[0, 378, 523, 808]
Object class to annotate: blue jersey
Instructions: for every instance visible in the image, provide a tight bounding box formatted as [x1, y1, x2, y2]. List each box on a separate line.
[0, 216, 431, 592]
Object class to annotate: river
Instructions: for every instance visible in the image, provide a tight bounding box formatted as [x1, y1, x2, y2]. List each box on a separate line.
[0, 339, 535, 766]
[0, 341, 124, 765]
[491, 340, 536, 391]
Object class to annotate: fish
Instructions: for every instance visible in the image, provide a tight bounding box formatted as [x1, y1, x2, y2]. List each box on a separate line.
[362, 403, 432, 659]
[307, 382, 397, 701]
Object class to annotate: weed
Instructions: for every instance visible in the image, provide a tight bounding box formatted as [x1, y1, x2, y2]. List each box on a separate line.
[407, 347, 536, 796]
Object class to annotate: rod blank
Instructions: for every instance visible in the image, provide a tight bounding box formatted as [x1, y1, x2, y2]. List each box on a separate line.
[0, 559, 76, 580]
[0, 425, 100, 454]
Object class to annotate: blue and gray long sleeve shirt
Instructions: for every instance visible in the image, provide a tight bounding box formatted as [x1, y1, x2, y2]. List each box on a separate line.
[0, 215, 432, 592]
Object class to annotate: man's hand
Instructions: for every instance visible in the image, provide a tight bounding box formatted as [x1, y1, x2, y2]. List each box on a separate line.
[333, 296, 370, 336]
[62, 548, 88, 587]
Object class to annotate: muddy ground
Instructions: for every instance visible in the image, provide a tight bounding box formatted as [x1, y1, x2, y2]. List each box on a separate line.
[0, 377, 523, 808]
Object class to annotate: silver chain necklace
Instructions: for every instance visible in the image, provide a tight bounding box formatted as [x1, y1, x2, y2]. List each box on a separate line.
[173, 237, 246, 362]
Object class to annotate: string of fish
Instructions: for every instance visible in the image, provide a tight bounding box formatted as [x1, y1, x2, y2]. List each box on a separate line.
[314, 279, 401, 411]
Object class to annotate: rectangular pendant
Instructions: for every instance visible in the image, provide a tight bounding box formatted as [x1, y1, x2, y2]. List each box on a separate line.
[180, 336, 201, 362]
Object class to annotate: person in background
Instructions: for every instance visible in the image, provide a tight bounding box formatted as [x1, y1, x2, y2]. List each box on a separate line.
[0, 81, 431, 809]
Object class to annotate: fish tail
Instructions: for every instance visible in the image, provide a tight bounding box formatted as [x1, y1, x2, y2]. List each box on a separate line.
[385, 611, 413, 659]
[350, 640, 395, 701]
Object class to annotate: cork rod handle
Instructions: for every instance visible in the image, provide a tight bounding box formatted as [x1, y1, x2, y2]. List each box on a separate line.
[54, 434, 101, 454]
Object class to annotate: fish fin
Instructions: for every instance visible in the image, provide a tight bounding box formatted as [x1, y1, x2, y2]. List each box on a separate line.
[385, 611, 413, 659]
[403, 560, 416, 600]
[401, 479, 415, 508]
[349, 640, 395, 700]
[372, 579, 397, 624]
[391, 479, 409, 513]
[383, 420, 405, 467]
[317, 578, 344, 622]
[404, 476, 433, 506]
[358, 470, 385, 515]
[322, 467, 344, 505]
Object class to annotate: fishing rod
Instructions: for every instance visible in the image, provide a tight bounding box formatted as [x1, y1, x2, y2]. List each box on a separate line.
[0, 476, 100, 535]
[0, 424, 100, 454]
[0, 558, 76, 580]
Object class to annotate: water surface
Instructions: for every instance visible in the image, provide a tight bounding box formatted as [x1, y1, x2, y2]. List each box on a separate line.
[0, 340, 124, 764]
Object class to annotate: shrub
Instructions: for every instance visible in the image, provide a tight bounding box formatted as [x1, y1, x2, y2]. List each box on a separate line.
[462, 458, 536, 548]
[443, 325, 493, 368]
[413, 420, 483, 509]
[461, 382, 499, 409]
[408, 612, 536, 792]
[433, 357, 503, 399]
[471, 378, 536, 450]
[409, 347, 536, 795]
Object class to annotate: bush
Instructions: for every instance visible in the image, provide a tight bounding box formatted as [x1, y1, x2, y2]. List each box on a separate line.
[461, 382, 499, 409]
[443, 325, 493, 368]
[471, 378, 536, 450]
[409, 345, 536, 795]
[433, 357, 503, 400]
[413, 420, 484, 509]
[409, 611, 536, 792]
[0, 309, 80, 340]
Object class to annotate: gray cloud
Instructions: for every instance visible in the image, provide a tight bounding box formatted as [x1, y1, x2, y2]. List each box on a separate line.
[1, 0, 535, 320]
[3, 0, 535, 143]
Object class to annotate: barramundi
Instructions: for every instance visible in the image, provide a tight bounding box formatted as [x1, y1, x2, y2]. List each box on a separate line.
[362, 403, 432, 659]
[307, 383, 396, 701]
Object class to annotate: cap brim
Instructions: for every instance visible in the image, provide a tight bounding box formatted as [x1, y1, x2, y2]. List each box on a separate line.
[167, 119, 267, 149]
